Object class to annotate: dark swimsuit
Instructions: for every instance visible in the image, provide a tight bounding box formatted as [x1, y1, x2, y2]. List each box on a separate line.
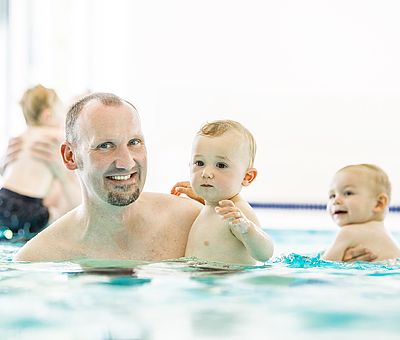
[0, 188, 49, 235]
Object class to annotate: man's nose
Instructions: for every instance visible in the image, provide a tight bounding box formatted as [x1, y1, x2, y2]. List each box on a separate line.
[115, 146, 136, 169]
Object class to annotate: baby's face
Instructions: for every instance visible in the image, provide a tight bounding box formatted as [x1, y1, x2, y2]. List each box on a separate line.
[328, 169, 378, 227]
[190, 130, 250, 205]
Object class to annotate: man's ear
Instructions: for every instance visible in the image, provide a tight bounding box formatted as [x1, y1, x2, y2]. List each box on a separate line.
[61, 142, 78, 170]
[374, 193, 389, 212]
[242, 168, 257, 187]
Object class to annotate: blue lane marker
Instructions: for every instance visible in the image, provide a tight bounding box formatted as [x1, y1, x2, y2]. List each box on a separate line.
[249, 202, 400, 213]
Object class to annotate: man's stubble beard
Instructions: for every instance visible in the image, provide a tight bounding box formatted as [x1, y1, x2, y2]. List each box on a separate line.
[107, 186, 140, 206]
[76, 156, 142, 207]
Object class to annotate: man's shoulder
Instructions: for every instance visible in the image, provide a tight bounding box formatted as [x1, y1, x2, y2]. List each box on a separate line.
[13, 208, 80, 262]
[140, 192, 203, 211]
[233, 197, 260, 225]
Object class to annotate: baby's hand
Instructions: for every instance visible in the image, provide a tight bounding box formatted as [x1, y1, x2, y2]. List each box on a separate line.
[215, 200, 251, 236]
[170, 181, 191, 196]
[170, 181, 205, 205]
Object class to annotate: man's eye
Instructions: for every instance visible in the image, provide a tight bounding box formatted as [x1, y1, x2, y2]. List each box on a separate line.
[216, 162, 228, 169]
[129, 138, 142, 146]
[194, 160, 204, 166]
[97, 142, 113, 149]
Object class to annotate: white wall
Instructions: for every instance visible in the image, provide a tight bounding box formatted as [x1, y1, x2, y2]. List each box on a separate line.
[2, 0, 400, 205]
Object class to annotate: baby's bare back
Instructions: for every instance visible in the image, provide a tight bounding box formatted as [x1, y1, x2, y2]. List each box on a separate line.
[2, 127, 61, 198]
[348, 223, 400, 261]
[324, 221, 400, 261]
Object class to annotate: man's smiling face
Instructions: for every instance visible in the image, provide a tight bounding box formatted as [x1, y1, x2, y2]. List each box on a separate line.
[73, 100, 147, 206]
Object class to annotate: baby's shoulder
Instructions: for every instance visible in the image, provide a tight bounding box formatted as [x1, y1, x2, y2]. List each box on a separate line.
[339, 224, 373, 240]
[22, 126, 62, 143]
[234, 198, 260, 225]
[234, 199, 253, 211]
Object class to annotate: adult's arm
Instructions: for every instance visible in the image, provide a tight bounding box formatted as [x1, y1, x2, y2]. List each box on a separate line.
[0, 136, 23, 175]
[342, 245, 378, 262]
[30, 136, 81, 220]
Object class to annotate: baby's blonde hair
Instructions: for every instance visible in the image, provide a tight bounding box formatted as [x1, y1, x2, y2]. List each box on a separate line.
[339, 164, 391, 202]
[197, 119, 256, 167]
[19, 84, 60, 125]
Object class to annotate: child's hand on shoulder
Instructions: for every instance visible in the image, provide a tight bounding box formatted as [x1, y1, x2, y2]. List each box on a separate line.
[170, 181, 205, 205]
[215, 200, 251, 238]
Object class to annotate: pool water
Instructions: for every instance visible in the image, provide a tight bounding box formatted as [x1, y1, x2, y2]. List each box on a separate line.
[1, 229, 400, 340]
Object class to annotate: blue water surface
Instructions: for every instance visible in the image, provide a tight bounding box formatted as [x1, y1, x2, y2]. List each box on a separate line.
[1, 229, 400, 340]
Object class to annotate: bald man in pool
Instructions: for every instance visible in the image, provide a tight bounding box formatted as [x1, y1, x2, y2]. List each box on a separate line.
[14, 92, 202, 262]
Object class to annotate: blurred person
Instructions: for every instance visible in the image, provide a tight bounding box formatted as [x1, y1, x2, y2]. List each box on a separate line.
[0, 85, 80, 239]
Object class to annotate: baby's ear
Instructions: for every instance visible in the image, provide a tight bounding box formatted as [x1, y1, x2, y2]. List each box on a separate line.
[242, 168, 257, 187]
[374, 193, 389, 212]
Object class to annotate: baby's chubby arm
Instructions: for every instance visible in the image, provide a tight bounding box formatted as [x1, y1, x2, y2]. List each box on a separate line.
[215, 200, 274, 262]
[322, 228, 355, 261]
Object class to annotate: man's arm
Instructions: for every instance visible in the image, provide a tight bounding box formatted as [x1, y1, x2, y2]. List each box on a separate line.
[13, 210, 77, 262]
[13, 236, 49, 262]
[13, 230, 61, 262]
[342, 245, 378, 262]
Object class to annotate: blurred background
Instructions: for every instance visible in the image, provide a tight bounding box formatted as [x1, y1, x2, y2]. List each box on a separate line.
[1, 0, 400, 228]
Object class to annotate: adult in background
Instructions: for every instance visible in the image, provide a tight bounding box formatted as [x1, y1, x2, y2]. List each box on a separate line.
[0, 85, 80, 239]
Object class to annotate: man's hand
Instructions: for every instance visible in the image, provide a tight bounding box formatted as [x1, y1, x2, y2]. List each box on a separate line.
[0, 137, 23, 174]
[30, 135, 65, 178]
[170, 181, 205, 205]
[342, 245, 378, 262]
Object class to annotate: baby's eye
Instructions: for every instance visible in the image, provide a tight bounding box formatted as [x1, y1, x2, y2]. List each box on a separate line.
[344, 191, 354, 196]
[216, 162, 228, 169]
[329, 193, 335, 199]
[97, 142, 114, 150]
[194, 160, 204, 166]
[129, 138, 142, 146]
